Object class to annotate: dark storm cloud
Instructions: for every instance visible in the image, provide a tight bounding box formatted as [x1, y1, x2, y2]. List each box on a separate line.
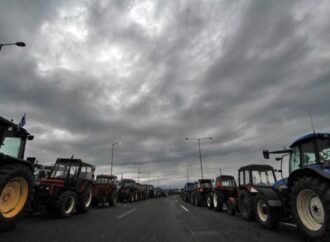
[1, 0, 330, 186]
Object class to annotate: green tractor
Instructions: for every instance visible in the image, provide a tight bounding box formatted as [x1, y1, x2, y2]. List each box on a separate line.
[0, 116, 34, 231]
[259, 133, 330, 240]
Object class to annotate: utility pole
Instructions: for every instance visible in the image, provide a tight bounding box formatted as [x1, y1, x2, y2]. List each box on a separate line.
[137, 162, 140, 183]
[185, 137, 213, 179]
[157, 176, 160, 187]
[186, 166, 189, 183]
[219, 168, 222, 176]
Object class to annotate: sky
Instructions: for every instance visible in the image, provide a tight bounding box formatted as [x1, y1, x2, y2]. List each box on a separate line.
[1, 0, 330, 187]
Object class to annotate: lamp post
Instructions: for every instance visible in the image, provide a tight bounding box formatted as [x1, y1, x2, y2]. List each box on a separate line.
[111, 142, 121, 175]
[0, 41, 26, 51]
[185, 137, 213, 179]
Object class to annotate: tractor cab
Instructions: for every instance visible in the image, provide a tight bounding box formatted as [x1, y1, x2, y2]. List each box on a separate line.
[238, 165, 277, 191]
[0, 116, 34, 161]
[95, 175, 117, 184]
[289, 133, 330, 172]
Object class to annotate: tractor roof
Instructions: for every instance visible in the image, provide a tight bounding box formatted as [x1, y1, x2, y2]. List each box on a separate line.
[217, 175, 235, 180]
[0, 116, 30, 137]
[239, 164, 274, 172]
[290, 133, 330, 148]
[97, 174, 117, 179]
[56, 158, 94, 168]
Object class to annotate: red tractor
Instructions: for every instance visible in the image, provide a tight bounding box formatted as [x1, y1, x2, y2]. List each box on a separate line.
[92, 175, 118, 207]
[35, 158, 94, 218]
[227, 164, 277, 219]
[206, 175, 238, 214]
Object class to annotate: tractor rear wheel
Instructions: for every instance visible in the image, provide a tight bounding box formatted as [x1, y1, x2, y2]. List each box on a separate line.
[291, 176, 330, 240]
[239, 190, 255, 220]
[195, 193, 202, 206]
[77, 185, 93, 213]
[255, 193, 279, 229]
[109, 190, 118, 207]
[213, 192, 223, 212]
[207, 194, 213, 209]
[0, 163, 33, 231]
[56, 191, 76, 218]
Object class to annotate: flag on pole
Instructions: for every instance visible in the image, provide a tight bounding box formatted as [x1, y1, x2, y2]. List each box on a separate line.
[18, 113, 26, 131]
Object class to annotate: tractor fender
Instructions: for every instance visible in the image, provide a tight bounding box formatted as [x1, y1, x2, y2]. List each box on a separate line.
[0, 153, 33, 171]
[256, 187, 282, 208]
[288, 166, 330, 187]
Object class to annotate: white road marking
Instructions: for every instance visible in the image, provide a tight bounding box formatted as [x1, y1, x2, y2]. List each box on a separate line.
[281, 222, 297, 227]
[181, 205, 189, 212]
[117, 208, 137, 219]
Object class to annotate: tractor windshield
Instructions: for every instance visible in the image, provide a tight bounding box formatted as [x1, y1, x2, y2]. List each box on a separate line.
[96, 177, 109, 184]
[0, 136, 22, 158]
[221, 177, 236, 187]
[251, 170, 276, 186]
[50, 162, 80, 179]
[120, 181, 135, 188]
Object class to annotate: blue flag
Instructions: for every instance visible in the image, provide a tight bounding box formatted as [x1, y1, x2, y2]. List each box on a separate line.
[18, 113, 26, 130]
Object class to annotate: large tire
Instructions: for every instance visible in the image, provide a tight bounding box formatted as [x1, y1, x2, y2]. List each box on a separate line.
[191, 193, 195, 205]
[77, 185, 93, 213]
[96, 196, 106, 208]
[255, 193, 279, 229]
[291, 176, 330, 240]
[55, 191, 76, 218]
[108, 190, 118, 207]
[227, 197, 236, 216]
[207, 194, 214, 209]
[195, 193, 203, 207]
[213, 192, 223, 212]
[129, 192, 134, 203]
[0, 163, 33, 231]
[239, 190, 255, 220]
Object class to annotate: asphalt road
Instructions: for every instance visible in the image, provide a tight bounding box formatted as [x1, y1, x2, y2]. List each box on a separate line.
[0, 195, 309, 242]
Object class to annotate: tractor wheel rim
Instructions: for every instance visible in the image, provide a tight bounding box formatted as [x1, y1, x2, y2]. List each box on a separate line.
[257, 200, 268, 222]
[64, 197, 75, 214]
[297, 189, 324, 231]
[85, 190, 92, 207]
[0, 177, 28, 219]
[207, 197, 211, 207]
[213, 194, 218, 208]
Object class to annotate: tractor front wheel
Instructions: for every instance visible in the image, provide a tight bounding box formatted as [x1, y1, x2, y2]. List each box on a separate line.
[207, 194, 213, 209]
[239, 190, 255, 220]
[255, 193, 279, 229]
[291, 177, 330, 240]
[109, 190, 118, 207]
[0, 163, 33, 231]
[227, 197, 236, 215]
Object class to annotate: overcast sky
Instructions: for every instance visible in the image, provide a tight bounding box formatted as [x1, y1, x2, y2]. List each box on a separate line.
[1, 0, 330, 187]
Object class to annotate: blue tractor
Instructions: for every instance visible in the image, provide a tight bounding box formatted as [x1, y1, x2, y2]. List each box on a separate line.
[258, 133, 330, 240]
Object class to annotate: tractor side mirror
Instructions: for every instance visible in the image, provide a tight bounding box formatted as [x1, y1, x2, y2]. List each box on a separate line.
[275, 157, 282, 161]
[274, 169, 282, 173]
[27, 135, 34, 140]
[263, 150, 270, 159]
[27, 157, 36, 164]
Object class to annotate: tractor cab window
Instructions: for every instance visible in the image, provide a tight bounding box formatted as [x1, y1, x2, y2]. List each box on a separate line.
[244, 170, 250, 185]
[79, 165, 92, 180]
[301, 142, 317, 167]
[51, 162, 80, 178]
[0, 136, 22, 158]
[96, 177, 108, 183]
[317, 139, 330, 162]
[239, 171, 244, 185]
[251, 170, 276, 186]
[290, 147, 301, 173]
[221, 178, 235, 187]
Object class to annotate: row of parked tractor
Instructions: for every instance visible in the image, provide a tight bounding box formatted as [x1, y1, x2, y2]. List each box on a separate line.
[181, 132, 330, 241]
[0, 116, 160, 231]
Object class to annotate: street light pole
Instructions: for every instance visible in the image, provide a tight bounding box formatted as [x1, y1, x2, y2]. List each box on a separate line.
[0, 41, 26, 51]
[110, 142, 121, 175]
[185, 137, 213, 179]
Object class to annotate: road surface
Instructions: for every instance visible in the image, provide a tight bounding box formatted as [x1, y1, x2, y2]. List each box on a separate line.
[0, 195, 308, 242]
